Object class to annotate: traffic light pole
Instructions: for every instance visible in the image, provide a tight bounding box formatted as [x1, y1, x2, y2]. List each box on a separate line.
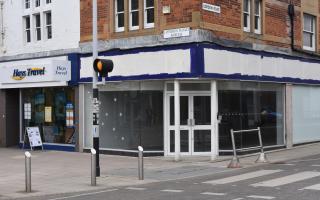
[92, 0, 100, 177]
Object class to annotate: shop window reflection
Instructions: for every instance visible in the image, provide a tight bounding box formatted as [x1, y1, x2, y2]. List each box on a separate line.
[22, 87, 75, 145]
[218, 82, 284, 151]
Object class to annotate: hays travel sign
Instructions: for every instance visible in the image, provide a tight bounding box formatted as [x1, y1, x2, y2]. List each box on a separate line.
[12, 67, 46, 80]
[1, 60, 71, 85]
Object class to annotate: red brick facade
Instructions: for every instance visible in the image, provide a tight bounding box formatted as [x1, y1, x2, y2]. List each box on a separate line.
[80, 0, 320, 54]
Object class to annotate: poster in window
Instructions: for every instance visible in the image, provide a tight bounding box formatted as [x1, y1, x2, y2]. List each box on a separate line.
[45, 106, 52, 122]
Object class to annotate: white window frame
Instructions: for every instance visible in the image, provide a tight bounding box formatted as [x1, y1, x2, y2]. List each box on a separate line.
[144, 0, 154, 29]
[129, 0, 139, 30]
[24, 16, 31, 43]
[254, 0, 261, 34]
[303, 14, 316, 52]
[115, 0, 125, 32]
[243, 0, 251, 32]
[45, 11, 52, 39]
[34, 13, 41, 41]
[35, 0, 41, 7]
[25, 0, 31, 9]
[46, 0, 52, 4]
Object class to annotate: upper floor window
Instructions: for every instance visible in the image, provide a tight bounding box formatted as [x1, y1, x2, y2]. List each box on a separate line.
[24, 16, 31, 43]
[254, 0, 261, 34]
[35, 0, 41, 7]
[115, 0, 124, 32]
[303, 14, 316, 51]
[34, 14, 41, 41]
[46, 0, 52, 4]
[45, 12, 52, 39]
[25, 0, 30, 9]
[243, 0, 262, 34]
[129, 0, 139, 30]
[243, 0, 250, 32]
[144, 0, 154, 28]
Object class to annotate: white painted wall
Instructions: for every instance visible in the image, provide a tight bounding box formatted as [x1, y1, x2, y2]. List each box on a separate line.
[80, 49, 191, 78]
[0, 0, 79, 56]
[205, 48, 320, 81]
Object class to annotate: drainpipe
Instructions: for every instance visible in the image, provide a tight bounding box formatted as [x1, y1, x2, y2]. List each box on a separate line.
[288, 3, 295, 50]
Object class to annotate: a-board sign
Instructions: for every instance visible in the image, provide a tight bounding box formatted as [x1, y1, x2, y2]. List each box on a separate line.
[26, 127, 43, 147]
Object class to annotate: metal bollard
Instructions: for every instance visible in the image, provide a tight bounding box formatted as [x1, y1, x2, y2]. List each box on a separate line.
[91, 148, 97, 186]
[138, 146, 144, 180]
[256, 127, 268, 163]
[25, 151, 31, 193]
[228, 129, 241, 168]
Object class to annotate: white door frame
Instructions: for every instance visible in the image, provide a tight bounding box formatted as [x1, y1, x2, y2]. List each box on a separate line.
[165, 91, 213, 156]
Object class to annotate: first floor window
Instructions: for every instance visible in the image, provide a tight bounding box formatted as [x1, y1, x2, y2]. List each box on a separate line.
[35, 0, 40, 7]
[45, 12, 52, 39]
[46, 0, 52, 4]
[144, 0, 154, 28]
[34, 14, 41, 41]
[243, 0, 250, 32]
[25, 0, 30, 9]
[303, 14, 316, 51]
[254, 0, 261, 34]
[24, 16, 31, 43]
[130, 0, 139, 30]
[115, 0, 124, 32]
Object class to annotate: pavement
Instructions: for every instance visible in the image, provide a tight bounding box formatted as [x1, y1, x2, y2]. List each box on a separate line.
[1, 143, 320, 199]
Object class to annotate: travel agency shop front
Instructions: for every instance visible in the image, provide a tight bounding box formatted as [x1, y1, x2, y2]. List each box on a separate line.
[0, 54, 79, 151]
[78, 42, 320, 158]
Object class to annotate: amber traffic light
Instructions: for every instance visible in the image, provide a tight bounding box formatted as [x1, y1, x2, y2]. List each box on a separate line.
[93, 59, 114, 77]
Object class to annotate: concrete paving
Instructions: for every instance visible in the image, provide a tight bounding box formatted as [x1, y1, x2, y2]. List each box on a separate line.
[0, 143, 320, 199]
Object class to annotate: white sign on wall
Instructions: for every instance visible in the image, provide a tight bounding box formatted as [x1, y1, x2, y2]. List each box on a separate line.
[0, 60, 71, 85]
[202, 3, 221, 14]
[163, 27, 190, 39]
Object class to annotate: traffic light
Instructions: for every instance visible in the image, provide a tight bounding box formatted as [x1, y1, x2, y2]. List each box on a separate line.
[93, 58, 114, 77]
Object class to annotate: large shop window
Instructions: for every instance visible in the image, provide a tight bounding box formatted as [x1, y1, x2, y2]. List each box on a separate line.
[22, 87, 75, 145]
[99, 91, 163, 151]
[218, 82, 284, 150]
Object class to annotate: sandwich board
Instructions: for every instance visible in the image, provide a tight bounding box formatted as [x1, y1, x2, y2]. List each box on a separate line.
[23, 126, 44, 150]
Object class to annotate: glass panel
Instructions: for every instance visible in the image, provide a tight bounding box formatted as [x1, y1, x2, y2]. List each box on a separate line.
[131, 0, 139, 10]
[170, 96, 188, 126]
[36, 15, 40, 26]
[244, 14, 248, 27]
[22, 87, 75, 144]
[166, 83, 211, 91]
[118, 13, 124, 27]
[194, 96, 211, 125]
[303, 32, 312, 47]
[100, 91, 163, 151]
[218, 81, 284, 150]
[180, 83, 211, 91]
[132, 11, 139, 27]
[255, 16, 259, 30]
[304, 14, 313, 32]
[46, 13, 51, 25]
[194, 130, 211, 152]
[170, 130, 189, 153]
[243, 0, 249, 12]
[146, 0, 154, 7]
[254, 0, 260, 15]
[117, 0, 124, 12]
[147, 8, 154, 24]
[25, 17, 30, 28]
